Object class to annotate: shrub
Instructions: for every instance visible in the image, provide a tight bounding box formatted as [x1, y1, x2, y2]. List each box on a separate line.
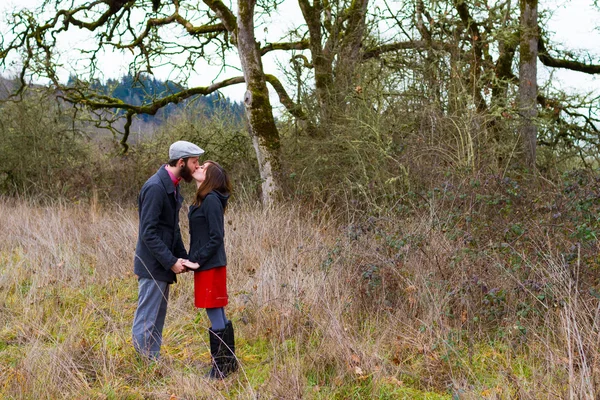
[0, 90, 91, 198]
[0, 94, 258, 203]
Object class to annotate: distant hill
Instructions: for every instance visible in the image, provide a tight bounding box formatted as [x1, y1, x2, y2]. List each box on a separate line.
[0, 76, 17, 99]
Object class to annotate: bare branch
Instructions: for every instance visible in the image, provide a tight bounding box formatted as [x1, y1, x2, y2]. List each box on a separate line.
[362, 40, 453, 59]
[538, 37, 600, 74]
[292, 54, 313, 68]
[109, 8, 227, 50]
[202, 0, 238, 35]
[454, 0, 486, 63]
[264, 74, 307, 120]
[61, 0, 130, 32]
[61, 77, 245, 114]
[58, 76, 245, 150]
[260, 40, 310, 55]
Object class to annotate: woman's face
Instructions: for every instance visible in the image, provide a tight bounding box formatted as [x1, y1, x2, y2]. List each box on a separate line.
[193, 162, 210, 183]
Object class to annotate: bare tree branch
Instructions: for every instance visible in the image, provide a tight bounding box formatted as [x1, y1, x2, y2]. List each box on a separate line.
[454, 0, 487, 63]
[291, 54, 312, 68]
[202, 0, 238, 37]
[362, 40, 454, 60]
[109, 9, 226, 50]
[260, 40, 310, 55]
[538, 37, 600, 74]
[58, 76, 246, 150]
[264, 74, 307, 120]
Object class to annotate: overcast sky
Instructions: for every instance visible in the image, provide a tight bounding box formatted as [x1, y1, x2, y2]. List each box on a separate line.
[1, 0, 599, 104]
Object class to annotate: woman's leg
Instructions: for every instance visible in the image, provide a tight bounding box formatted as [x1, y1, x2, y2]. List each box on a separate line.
[206, 307, 226, 331]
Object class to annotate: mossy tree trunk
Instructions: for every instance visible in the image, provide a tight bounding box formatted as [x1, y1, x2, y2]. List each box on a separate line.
[519, 0, 538, 169]
[416, 0, 441, 108]
[491, 2, 518, 169]
[237, 0, 282, 205]
[298, 0, 369, 126]
[334, 0, 369, 101]
[298, 0, 335, 124]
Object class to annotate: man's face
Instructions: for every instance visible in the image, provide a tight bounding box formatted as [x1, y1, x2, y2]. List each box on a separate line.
[180, 157, 200, 183]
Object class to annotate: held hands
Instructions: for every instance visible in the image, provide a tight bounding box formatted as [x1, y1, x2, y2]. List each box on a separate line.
[171, 259, 200, 274]
[182, 260, 200, 271]
[171, 258, 187, 274]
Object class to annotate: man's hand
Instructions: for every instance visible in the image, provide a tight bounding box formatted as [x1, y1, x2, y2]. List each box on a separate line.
[171, 258, 186, 274]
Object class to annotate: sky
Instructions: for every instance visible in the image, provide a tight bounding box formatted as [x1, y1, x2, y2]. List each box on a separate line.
[0, 0, 599, 105]
[539, 0, 600, 95]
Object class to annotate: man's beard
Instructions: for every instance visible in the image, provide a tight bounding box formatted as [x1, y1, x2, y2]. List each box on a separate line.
[180, 162, 194, 183]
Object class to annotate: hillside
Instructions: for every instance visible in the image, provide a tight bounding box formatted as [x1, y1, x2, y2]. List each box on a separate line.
[0, 76, 18, 99]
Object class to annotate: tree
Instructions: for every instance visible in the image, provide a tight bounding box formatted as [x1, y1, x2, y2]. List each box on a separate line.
[2, 0, 600, 194]
[297, 0, 369, 124]
[204, 0, 284, 202]
[519, 0, 538, 169]
[0, 0, 300, 205]
[373, 0, 600, 168]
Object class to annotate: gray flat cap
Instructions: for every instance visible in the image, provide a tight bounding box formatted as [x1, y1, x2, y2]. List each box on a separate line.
[169, 141, 204, 160]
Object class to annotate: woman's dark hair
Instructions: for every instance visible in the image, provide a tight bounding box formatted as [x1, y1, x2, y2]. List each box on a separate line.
[193, 160, 232, 208]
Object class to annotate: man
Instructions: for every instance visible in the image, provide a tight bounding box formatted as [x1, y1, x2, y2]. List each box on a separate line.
[132, 140, 204, 359]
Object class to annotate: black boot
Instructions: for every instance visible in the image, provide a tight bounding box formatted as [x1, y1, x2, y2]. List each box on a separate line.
[207, 327, 228, 379]
[223, 321, 238, 374]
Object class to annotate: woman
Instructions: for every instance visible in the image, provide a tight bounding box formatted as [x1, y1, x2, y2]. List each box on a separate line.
[183, 160, 237, 379]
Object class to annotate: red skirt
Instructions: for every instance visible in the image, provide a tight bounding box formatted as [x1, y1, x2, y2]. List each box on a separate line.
[194, 266, 228, 308]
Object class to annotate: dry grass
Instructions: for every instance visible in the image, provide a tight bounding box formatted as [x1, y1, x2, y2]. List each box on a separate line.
[0, 197, 598, 399]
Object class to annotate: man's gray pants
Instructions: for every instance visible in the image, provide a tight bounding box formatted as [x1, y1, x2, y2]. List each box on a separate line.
[132, 277, 170, 359]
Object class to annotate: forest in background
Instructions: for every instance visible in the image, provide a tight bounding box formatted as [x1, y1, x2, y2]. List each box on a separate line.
[1, 0, 600, 398]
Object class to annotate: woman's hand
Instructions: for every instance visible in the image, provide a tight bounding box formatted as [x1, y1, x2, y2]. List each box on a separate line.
[183, 260, 200, 270]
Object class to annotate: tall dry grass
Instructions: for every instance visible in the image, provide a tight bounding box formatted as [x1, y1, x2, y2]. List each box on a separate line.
[0, 196, 599, 399]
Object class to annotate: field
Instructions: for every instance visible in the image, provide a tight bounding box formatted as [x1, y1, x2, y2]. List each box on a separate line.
[0, 196, 598, 399]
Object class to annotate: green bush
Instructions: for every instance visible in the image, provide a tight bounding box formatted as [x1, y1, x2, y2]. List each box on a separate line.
[0, 91, 91, 198]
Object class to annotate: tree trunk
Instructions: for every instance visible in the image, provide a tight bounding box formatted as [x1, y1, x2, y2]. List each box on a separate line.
[491, 1, 517, 169]
[298, 0, 335, 124]
[415, 0, 440, 107]
[237, 0, 282, 205]
[519, 0, 538, 169]
[334, 0, 369, 101]
[299, 0, 370, 126]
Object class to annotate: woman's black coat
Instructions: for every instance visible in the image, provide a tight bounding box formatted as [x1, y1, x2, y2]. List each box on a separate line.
[188, 190, 229, 271]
